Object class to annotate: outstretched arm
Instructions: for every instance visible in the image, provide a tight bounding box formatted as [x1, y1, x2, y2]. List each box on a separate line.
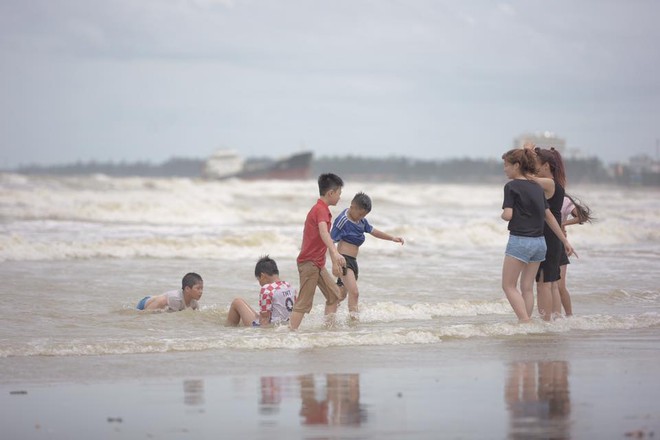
[371, 228, 404, 245]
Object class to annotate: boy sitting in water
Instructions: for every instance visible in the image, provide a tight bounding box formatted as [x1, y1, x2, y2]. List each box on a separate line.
[136, 272, 203, 312]
[226, 255, 297, 327]
[331, 192, 404, 319]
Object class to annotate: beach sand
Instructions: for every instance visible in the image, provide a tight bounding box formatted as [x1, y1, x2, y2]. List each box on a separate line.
[3, 328, 659, 440]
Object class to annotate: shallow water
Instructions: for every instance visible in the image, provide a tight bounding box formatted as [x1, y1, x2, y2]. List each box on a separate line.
[1, 174, 659, 438]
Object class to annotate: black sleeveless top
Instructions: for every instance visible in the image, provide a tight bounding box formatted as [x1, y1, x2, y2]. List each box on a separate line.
[543, 180, 565, 246]
[546, 181, 565, 226]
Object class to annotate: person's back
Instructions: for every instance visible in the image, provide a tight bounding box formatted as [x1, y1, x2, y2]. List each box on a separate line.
[162, 289, 198, 312]
[503, 179, 547, 238]
[260, 280, 296, 324]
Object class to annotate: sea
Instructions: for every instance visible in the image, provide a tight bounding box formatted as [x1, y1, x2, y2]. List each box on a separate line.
[1, 173, 659, 439]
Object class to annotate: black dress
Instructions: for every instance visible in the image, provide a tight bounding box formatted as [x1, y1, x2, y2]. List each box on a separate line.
[537, 181, 565, 282]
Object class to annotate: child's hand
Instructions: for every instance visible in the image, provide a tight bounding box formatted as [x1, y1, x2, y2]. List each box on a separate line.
[393, 236, 405, 245]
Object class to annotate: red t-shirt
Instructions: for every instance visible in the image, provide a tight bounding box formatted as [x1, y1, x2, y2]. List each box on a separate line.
[297, 199, 332, 268]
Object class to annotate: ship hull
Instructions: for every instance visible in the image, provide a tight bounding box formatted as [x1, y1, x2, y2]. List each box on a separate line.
[238, 152, 313, 180]
[204, 151, 313, 180]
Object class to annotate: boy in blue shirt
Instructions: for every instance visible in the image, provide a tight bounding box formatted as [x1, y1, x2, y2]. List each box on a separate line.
[331, 192, 404, 319]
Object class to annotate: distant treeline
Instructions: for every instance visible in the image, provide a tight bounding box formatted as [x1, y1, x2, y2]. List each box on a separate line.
[15, 157, 205, 178]
[13, 155, 614, 183]
[314, 155, 613, 184]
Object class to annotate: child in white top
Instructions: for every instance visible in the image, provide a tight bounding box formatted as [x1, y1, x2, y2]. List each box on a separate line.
[136, 272, 203, 312]
[226, 256, 297, 327]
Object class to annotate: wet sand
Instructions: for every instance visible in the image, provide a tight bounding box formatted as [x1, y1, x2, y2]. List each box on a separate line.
[2, 328, 659, 440]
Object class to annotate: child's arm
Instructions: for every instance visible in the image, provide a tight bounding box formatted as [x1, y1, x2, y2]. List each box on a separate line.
[319, 221, 345, 275]
[258, 288, 272, 326]
[370, 228, 404, 245]
[259, 310, 271, 327]
[545, 209, 577, 258]
[144, 294, 168, 311]
[562, 217, 582, 228]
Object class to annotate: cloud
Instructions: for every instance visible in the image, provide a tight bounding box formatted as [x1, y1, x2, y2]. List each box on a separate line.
[1, 0, 659, 167]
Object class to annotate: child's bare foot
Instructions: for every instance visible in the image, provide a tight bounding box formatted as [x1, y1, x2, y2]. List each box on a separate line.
[324, 313, 337, 329]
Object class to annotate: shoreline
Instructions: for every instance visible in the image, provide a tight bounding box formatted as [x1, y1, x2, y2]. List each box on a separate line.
[3, 329, 659, 439]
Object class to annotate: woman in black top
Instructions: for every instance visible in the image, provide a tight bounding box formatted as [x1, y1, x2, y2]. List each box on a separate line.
[529, 147, 569, 321]
[501, 148, 574, 323]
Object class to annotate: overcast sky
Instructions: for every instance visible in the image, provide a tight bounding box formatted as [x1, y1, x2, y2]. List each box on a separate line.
[1, 0, 659, 168]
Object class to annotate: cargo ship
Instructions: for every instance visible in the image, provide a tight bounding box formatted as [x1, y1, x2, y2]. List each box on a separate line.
[203, 150, 313, 180]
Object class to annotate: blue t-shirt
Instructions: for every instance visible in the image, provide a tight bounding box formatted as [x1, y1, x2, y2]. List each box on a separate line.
[331, 208, 374, 246]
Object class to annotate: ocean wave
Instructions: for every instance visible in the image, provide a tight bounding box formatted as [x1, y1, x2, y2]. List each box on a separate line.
[576, 289, 660, 305]
[2, 175, 660, 262]
[0, 226, 301, 262]
[2, 312, 657, 357]
[357, 300, 513, 321]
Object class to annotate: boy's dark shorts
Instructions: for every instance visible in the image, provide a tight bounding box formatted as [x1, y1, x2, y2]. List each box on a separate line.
[337, 254, 359, 287]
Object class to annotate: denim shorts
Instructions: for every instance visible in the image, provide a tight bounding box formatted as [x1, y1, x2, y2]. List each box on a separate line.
[505, 235, 547, 264]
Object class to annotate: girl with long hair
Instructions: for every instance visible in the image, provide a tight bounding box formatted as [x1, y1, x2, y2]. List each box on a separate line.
[557, 194, 594, 315]
[529, 146, 568, 320]
[500, 148, 575, 322]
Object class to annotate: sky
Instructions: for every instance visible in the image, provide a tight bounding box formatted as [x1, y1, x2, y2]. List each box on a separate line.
[1, 0, 659, 168]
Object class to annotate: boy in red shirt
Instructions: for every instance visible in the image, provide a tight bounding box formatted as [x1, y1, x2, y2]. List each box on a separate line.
[289, 173, 346, 330]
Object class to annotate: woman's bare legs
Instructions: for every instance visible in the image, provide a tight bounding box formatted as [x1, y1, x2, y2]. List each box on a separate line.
[520, 261, 541, 318]
[502, 256, 538, 322]
[536, 270, 553, 321]
[558, 264, 572, 316]
[551, 281, 563, 318]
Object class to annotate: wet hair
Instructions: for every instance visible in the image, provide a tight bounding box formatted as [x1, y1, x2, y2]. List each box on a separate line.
[182, 272, 203, 289]
[351, 192, 372, 213]
[318, 173, 344, 196]
[501, 148, 537, 176]
[566, 193, 595, 224]
[535, 147, 567, 188]
[255, 255, 279, 278]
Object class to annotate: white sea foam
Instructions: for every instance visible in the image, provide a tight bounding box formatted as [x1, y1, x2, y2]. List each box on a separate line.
[2, 174, 659, 261]
[2, 312, 657, 357]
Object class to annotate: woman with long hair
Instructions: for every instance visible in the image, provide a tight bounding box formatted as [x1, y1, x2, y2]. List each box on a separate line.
[500, 148, 574, 322]
[557, 194, 594, 315]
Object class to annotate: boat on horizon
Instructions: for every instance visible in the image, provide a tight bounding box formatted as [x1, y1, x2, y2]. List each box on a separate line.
[203, 150, 313, 180]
